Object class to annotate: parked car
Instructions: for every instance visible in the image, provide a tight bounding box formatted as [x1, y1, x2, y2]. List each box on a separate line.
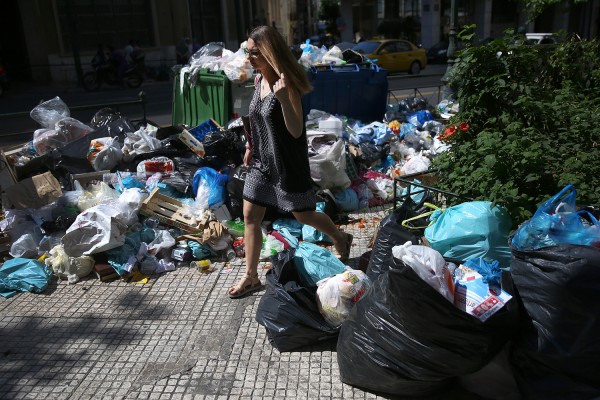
[426, 40, 465, 63]
[525, 32, 559, 45]
[352, 39, 426, 74]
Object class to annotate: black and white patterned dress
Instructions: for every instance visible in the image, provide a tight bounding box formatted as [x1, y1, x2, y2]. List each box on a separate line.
[243, 76, 317, 212]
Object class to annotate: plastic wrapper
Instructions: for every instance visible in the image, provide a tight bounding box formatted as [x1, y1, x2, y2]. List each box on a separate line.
[255, 249, 339, 352]
[316, 268, 371, 327]
[510, 244, 600, 399]
[30, 96, 70, 128]
[336, 256, 520, 397]
[136, 156, 174, 177]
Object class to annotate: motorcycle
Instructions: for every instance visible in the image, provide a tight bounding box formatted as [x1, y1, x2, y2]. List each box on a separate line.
[82, 59, 143, 91]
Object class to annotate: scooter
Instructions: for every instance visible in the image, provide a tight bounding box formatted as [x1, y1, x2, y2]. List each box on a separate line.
[82, 60, 143, 91]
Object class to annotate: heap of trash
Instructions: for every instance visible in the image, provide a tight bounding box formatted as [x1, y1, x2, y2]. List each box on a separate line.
[1, 41, 598, 399]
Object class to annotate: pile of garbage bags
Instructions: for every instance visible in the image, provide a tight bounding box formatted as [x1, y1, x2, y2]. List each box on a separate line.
[1, 80, 598, 399]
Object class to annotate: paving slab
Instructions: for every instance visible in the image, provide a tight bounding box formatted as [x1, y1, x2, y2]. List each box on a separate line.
[0, 206, 405, 399]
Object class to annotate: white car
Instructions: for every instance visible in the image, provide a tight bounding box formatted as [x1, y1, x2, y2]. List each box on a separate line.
[525, 33, 558, 45]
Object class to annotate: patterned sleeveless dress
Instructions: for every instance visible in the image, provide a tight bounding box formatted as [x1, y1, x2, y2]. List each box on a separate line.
[243, 76, 317, 212]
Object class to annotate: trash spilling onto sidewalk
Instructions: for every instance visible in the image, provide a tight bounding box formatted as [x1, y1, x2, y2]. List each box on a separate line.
[1, 39, 599, 400]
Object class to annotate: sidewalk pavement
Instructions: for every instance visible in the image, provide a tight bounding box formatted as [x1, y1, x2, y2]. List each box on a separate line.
[1, 205, 417, 400]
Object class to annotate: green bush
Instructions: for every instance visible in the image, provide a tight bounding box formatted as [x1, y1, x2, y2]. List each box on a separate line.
[432, 32, 600, 228]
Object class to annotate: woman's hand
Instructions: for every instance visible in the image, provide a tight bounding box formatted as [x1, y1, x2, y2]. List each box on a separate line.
[273, 73, 289, 102]
[273, 73, 304, 139]
[243, 147, 252, 166]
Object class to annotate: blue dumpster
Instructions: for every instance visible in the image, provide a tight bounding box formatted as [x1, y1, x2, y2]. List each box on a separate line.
[302, 64, 388, 123]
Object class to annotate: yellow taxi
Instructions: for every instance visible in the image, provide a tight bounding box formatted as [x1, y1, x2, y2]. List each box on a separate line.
[352, 39, 427, 74]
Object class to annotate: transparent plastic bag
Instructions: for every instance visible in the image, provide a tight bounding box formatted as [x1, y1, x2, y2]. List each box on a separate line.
[30, 96, 70, 128]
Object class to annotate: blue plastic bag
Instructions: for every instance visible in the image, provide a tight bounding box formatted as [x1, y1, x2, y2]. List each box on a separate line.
[192, 167, 229, 208]
[333, 188, 359, 211]
[512, 184, 600, 249]
[407, 110, 434, 128]
[424, 201, 513, 269]
[0, 258, 53, 298]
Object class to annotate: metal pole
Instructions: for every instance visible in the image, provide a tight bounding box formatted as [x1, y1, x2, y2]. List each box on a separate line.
[441, 0, 458, 99]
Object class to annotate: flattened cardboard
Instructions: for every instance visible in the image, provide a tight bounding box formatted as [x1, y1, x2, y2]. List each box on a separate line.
[4, 171, 63, 210]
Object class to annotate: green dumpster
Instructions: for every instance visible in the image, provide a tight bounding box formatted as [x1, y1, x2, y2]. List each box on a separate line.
[172, 69, 231, 127]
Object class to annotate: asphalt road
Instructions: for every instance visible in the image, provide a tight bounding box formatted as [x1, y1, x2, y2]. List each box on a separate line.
[0, 64, 447, 147]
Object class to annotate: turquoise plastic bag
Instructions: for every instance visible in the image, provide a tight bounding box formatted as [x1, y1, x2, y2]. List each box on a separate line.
[302, 202, 333, 243]
[279, 228, 346, 287]
[424, 201, 512, 269]
[0, 258, 53, 298]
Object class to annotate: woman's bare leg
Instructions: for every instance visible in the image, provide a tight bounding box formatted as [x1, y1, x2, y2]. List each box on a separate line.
[292, 210, 352, 257]
[228, 200, 266, 297]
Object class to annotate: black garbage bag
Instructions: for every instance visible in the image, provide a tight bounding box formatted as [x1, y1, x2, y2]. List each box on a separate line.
[510, 244, 600, 400]
[255, 249, 339, 352]
[337, 256, 520, 397]
[367, 199, 427, 280]
[201, 130, 244, 170]
[226, 164, 247, 219]
[90, 108, 123, 129]
[354, 142, 387, 168]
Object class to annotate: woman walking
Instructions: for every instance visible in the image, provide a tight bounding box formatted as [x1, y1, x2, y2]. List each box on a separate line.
[228, 26, 353, 298]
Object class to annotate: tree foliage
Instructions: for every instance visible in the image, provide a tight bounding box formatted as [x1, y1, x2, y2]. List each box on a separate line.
[519, 0, 590, 20]
[432, 31, 600, 228]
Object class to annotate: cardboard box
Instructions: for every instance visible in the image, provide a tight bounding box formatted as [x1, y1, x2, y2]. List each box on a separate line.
[178, 129, 205, 158]
[3, 171, 63, 210]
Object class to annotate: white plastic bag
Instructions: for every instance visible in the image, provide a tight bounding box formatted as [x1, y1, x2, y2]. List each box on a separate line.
[316, 268, 371, 327]
[392, 241, 453, 302]
[401, 153, 431, 175]
[88, 137, 123, 171]
[77, 181, 120, 211]
[46, 244, 95, 283]
[309, 138, 350, 190]
[62, 204, 128, 256]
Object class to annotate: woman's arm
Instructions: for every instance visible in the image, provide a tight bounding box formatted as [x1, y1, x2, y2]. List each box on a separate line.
[273, 73, 304, 139]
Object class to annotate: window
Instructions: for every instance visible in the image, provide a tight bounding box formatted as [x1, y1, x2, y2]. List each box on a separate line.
[396, 41, 412, 51]
[56, 0, 154, 53]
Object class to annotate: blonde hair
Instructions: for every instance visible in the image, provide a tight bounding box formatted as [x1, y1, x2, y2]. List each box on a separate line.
[249, 26, 313, 95]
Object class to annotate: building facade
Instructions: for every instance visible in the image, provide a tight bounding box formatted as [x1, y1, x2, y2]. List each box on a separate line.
[1, 0, 598, 84]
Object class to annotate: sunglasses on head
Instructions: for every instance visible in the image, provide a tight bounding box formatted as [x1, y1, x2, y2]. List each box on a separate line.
[243, 47, 261, 56]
